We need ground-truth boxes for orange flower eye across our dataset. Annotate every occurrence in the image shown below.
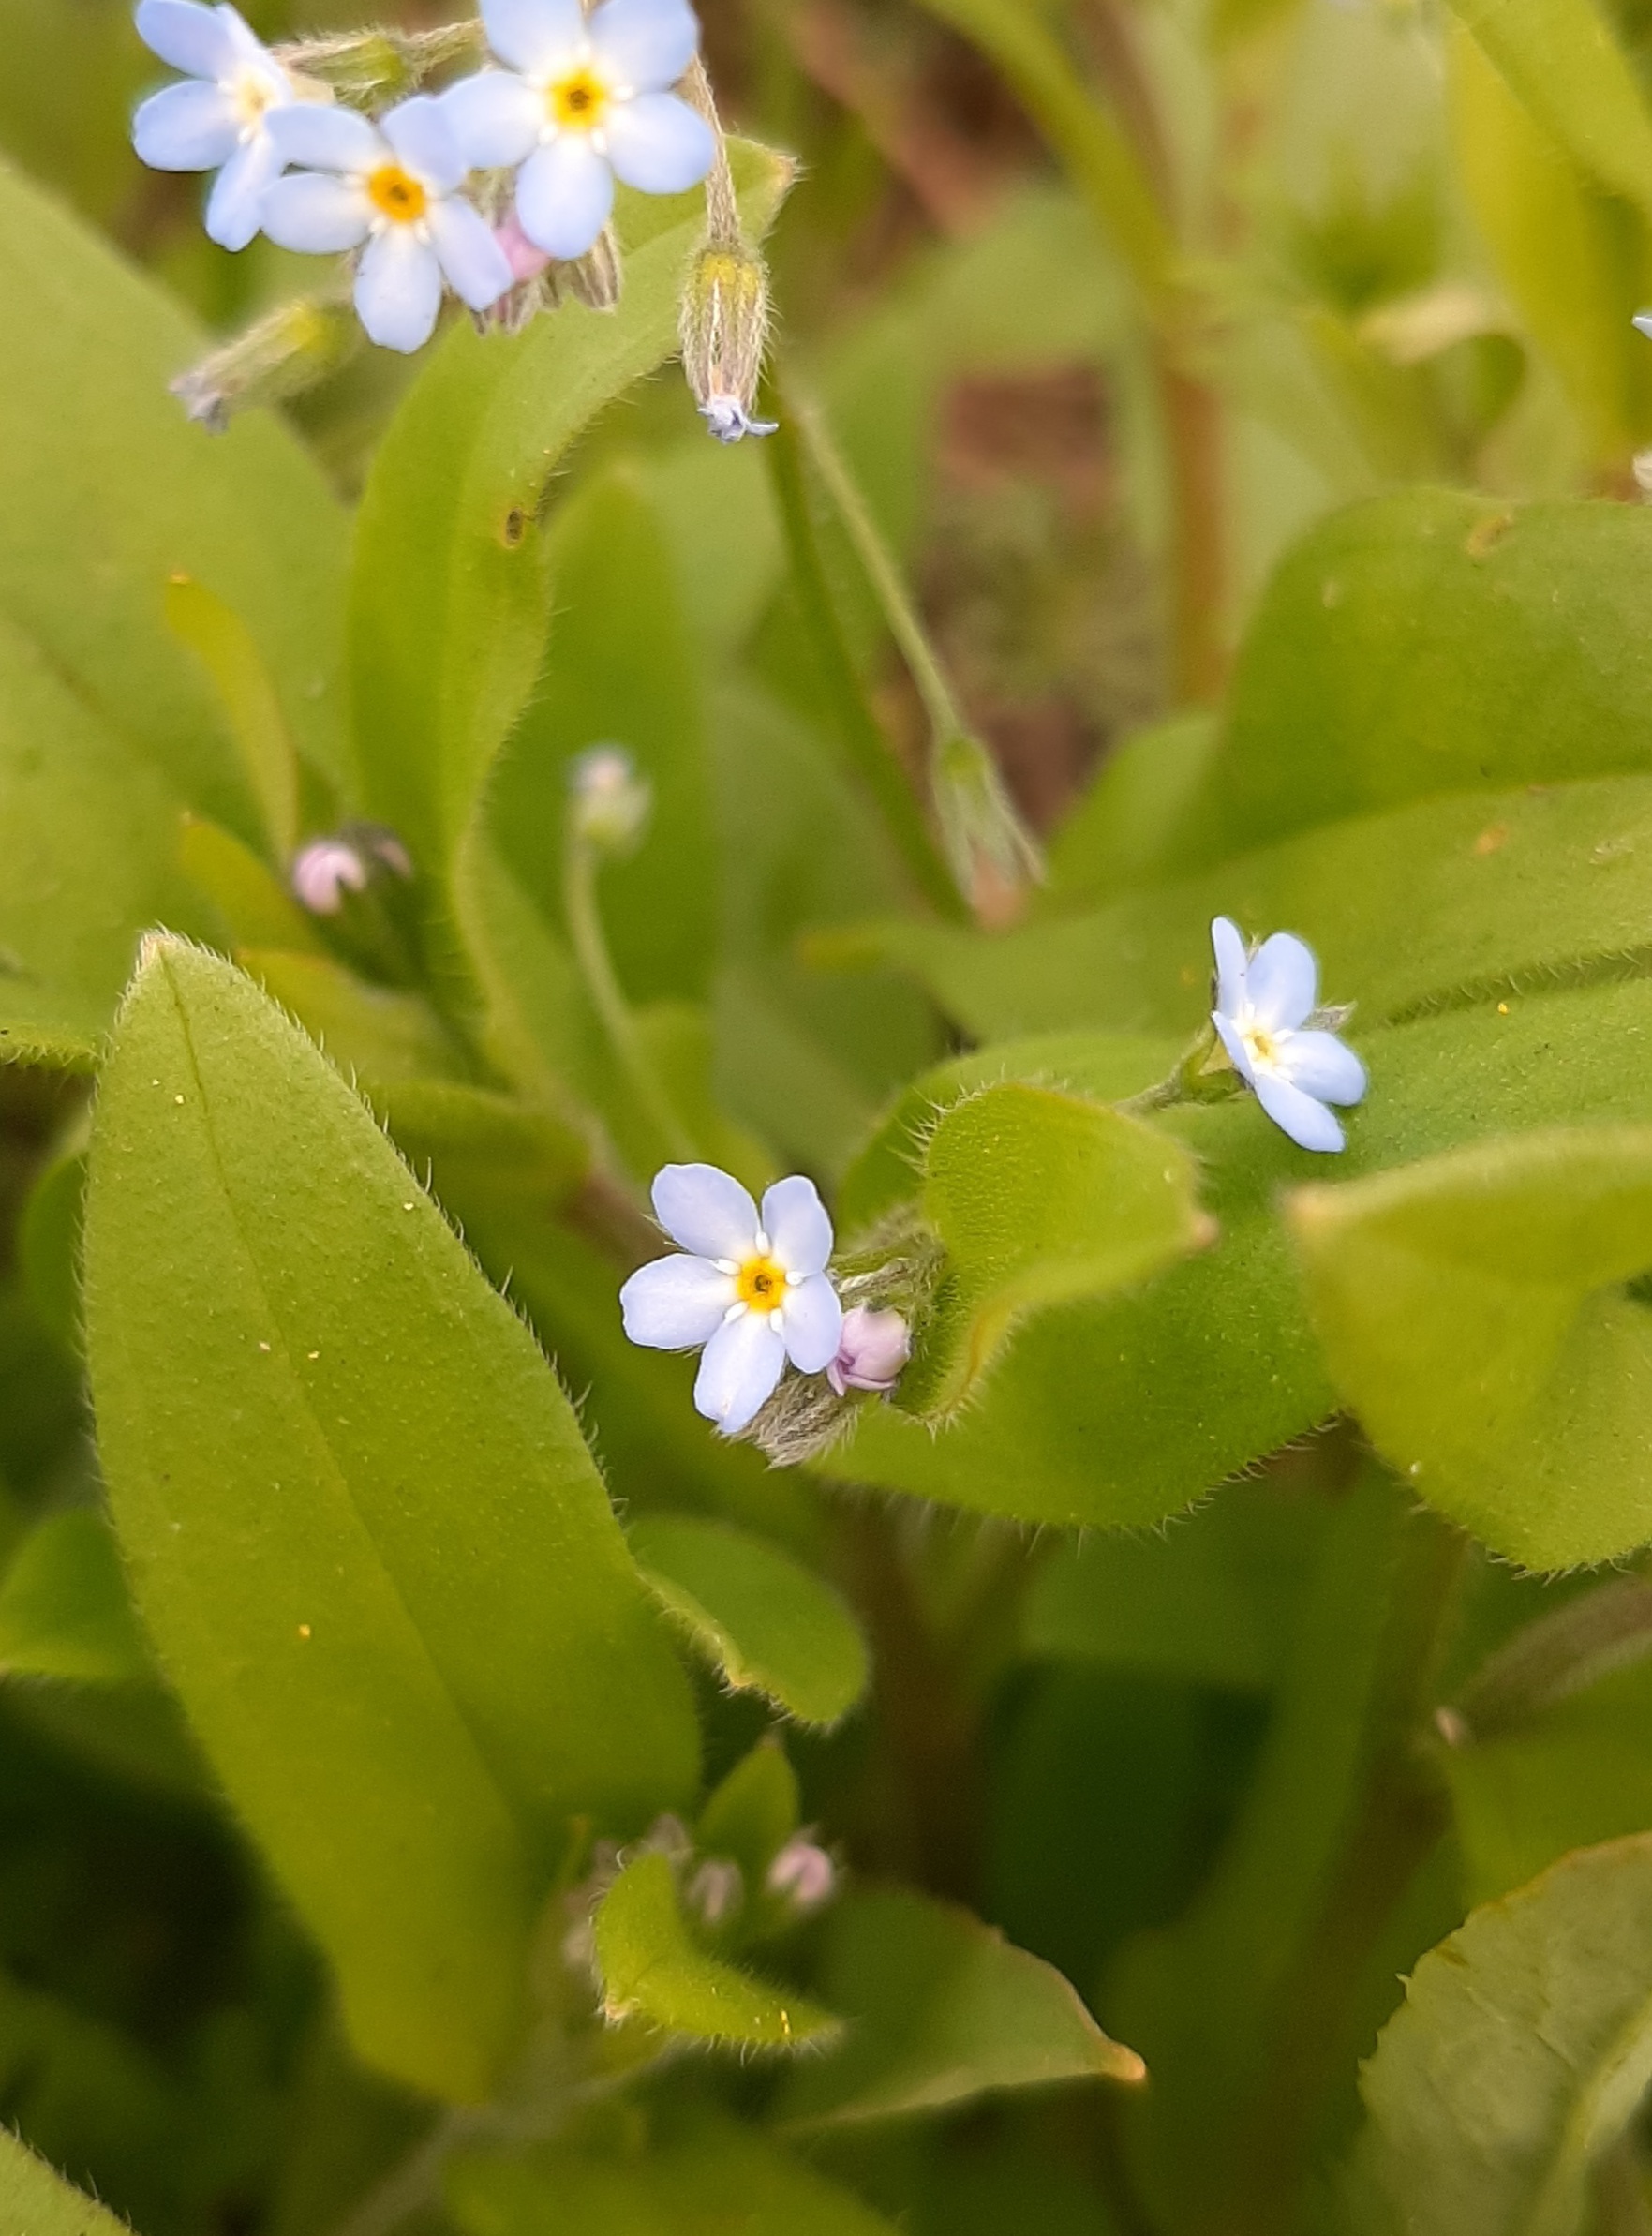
[367,163,428,224]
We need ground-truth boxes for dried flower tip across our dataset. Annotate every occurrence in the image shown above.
[569,745,652,857]
[766,1836,835,1914]
[680,242,773,440]
[171,295,360,433]
[827,1306,910,1396]
[565,227,624,314]
[932,730,1045,907]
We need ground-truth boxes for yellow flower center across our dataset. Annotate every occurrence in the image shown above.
[367,163,429,225]
[736,1255,787,1314]
[547,67,610,131]
[230,68,276,130]
[1245,1023,1279,1070]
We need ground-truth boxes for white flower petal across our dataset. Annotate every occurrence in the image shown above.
[354,224,444,353]
[761,1174,833,1279]
[650,1163,758,1261]
[695,1311,786,1434]
[603,90,713,193]
[619,1254,736,1349]
[588,0,700,91]
[203,126,280,249]
[482,0,587,75]
[515,133,614,259]
[1253,1070,1344,1153]
[380,95,465,196]
[1245,931,1318,1032]
[780,1274,843,1376]
[262,171,371,253]
[1279,1029,1366,1108]
[218,6,275,71]
[1211,916,1247,1023]
[132,81,238,171]
[268,102,383,173]
[134,0,236,79]
[1213,1008,1257,1088]
[441,70,542,168]
[426,195,514,310]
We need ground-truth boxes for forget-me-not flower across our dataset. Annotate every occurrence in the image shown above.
[262,97,513,353]
[441,0,716,265]
[1210,917,1366,1153]
[620,1164,844,1436]
[132,0,299,250]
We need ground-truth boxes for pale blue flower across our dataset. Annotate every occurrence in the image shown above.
[441,0,715,265]
[620,1165,843,1436]
[262,98,513,353]
[1210,917,1366,1153]
[131,0,295,249]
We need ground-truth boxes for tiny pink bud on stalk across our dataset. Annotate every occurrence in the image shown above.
[291,839,367,917]
[686,1857,744,1927]
[171,294,360,434]
[496,211,552,285]
[827,1306,911,1396]
[569,745,651,857]
[766,1836,836,1914]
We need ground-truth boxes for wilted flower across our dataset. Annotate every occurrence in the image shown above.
[620,1165,843,1436]
[441,0,715,264]
[263,97,512,351]
[766,1835,835,1914]
[679,242,777,443]
[1210,917,1366,1153]
[826,1305,910,1396]
[132,0,300,250]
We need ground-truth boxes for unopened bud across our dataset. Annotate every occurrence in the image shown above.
[172,294,359,434]
[932,731,1045,911]
[766,1836,835,1915]
[290,825,411,915]
[569,745,650,857]
[686,1857,743,1927]
[680,242,776,443]
[826,1306,911,1397]
[497,212,552,287]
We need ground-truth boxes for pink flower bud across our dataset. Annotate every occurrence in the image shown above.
[826,1306,911,1396]
[766,1836,835,1914]
[290,838,368,916]
[496,211,552,285]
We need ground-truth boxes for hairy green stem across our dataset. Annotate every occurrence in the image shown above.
[763,409,965,919]
[563,835,694,1164]
[1444,1572,1652,1745]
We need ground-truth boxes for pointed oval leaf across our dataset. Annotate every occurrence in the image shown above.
[630,1517,869,1729]
[594,1852,841,2050]
[777,1888,1143,2129]
[0,2127,132,2236]
[1347,1834,1652,2236]
[1290,1125,1652,1567]
[0,1509,150,1684]
[83,939,698,2097]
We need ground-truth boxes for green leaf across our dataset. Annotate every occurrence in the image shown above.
[82,939,698,2098]
[372,1078,590,1230]
[1045,711,1221,907]
[1345,1834,1652,2236]
[0,2125,132,2236]
[447,2111,901,2236]
[849,769,1652,1047]
[19,1140,86,1357]
[238,948,466,1087]
[697,1737,802,1887]
[1289,1125,1652,1568]
[629,1516,869,1728]
[1021,1480,1331,1692]
[350,144,794,881]
[1441,0,1652,224]
[0,1509,150,1685]
[593,1852,841,2050]
[177,815,325,956]
[164,575,302,863]
[777,1887,1143,2129]
[911,1082,1209,1418]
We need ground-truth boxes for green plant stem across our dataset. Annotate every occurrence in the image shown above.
[1445,1572,1652,1743]
[763,409,965,920]
[563,835,694,1164]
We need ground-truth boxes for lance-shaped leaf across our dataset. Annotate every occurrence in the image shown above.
[594,1853,840,2050]
[350,146,794,879]
[1345,1834,1652,2236]
[0,2126,132,2236]
[777,1887,1143,2128]
[165,574,301,863]
[1289,1125,1652,1568]
[912,1082,1209,1418]
[630,1517,869,1728]
[82,940,698,2099]
[0,1508,150,1684]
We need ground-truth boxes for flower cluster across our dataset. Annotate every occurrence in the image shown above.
[132,0,714,354]
[620,1165,910,1436]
